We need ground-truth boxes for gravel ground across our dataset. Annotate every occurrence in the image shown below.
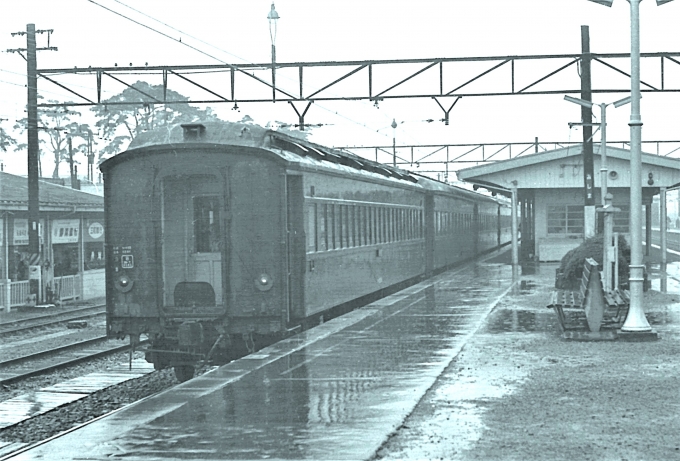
[374,263,680,461]
[0,349,214,444]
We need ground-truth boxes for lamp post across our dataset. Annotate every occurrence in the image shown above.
[565,94,630,292]
[588,0,674,336]
[267,3,280,102]
[391,118,398,167]
[564,95,631,206]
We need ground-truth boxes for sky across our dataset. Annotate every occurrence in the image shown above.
[1,0,680,179]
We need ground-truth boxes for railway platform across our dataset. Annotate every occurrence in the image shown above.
[6,249,680,460]
[4,250,518,461]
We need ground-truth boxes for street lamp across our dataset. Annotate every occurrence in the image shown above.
[564,94,631,205]
[588,0,675,336]
[267,3,280,102]
[565,94,631,292]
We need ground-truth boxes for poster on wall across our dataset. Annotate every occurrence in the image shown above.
[52,219,80,244]
[13,219,44,245]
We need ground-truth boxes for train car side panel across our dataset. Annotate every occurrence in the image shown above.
[299,170,426,318]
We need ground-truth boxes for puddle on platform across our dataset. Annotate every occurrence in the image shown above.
[484,308,554,333]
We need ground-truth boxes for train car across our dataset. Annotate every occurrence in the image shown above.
[101,121,510,381]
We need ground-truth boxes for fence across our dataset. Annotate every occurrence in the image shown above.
[0,274,81,310]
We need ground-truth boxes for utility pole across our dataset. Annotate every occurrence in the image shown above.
[581,25,596,238]
[7,25,56,303]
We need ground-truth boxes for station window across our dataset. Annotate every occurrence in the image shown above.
[547,205,584,235]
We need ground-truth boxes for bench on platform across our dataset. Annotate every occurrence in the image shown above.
[548,257,630,332]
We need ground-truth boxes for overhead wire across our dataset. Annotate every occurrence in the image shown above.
[88,0,424,149]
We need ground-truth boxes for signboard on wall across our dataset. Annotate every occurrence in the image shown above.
[52,219,80,244]
[13,219,43,245]
[87,221,104,241]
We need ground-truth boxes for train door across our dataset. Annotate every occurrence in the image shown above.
[286,175,305,320]
[162,174,224,307]
[190,195,223,304]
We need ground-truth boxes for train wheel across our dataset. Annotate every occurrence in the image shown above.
[173,365,195,382]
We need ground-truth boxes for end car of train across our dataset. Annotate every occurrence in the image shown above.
[101,121,511,381]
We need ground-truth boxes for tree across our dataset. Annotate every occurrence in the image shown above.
[0,125,17,154]
[14,100,93,178]
[91,81,221,158]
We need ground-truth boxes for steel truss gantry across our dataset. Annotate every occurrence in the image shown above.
[341,139,680,178]
[34,52,680,174]
[37,52,680,117]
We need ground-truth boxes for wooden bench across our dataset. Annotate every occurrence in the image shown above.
[548,258,630,332]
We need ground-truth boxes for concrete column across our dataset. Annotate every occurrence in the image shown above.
[661,187,668,292]
[3,279,10,312]
[661,188,667,264]
[511,182,519,266]
[645,203,652,257]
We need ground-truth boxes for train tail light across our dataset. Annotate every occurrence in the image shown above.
[115,274,134,293]
[255,273,273,291]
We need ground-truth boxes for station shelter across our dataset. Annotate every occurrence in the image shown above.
[0,171,104,311]
[457,145,680,262]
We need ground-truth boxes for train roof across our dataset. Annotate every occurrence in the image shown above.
[105,121,500,204]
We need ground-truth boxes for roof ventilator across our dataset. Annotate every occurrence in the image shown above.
[181,124,206,141]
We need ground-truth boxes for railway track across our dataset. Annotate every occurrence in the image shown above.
[0,305,106,336]
[0,336,148,386]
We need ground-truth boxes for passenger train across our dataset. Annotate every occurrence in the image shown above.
[102,121,512,382]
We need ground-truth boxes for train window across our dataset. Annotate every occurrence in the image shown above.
[194,196,221,253]
[330,204,337,250]
[307,204,316,252]
[340,205,348,248]
[317,204,327,251]
[350,206,356,247]
[387,208,393,242]
[367,207,373,244]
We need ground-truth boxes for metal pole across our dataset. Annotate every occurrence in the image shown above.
[600,103,608,205]
[621,0,653,333]
[271,43,276,102]
[391,118,397,168]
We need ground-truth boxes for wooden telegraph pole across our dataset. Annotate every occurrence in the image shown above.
[7,24,56,303]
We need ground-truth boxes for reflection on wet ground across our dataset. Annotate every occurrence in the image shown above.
[484,309,556,334]
[15,261,516,461]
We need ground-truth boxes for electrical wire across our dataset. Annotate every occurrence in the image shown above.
[87,0,417,146]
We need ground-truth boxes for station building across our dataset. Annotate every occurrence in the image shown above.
[0,171,104,311]
[457,145,680,262]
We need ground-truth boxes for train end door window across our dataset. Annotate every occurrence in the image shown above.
[194,196,221,253]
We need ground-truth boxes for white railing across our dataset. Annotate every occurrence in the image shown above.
[0,275,82,311]
[9,280,30,307]
[54,274,81,302]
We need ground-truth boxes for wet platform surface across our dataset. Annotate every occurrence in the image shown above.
[0,359,154,431]
[10,259,514,461]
